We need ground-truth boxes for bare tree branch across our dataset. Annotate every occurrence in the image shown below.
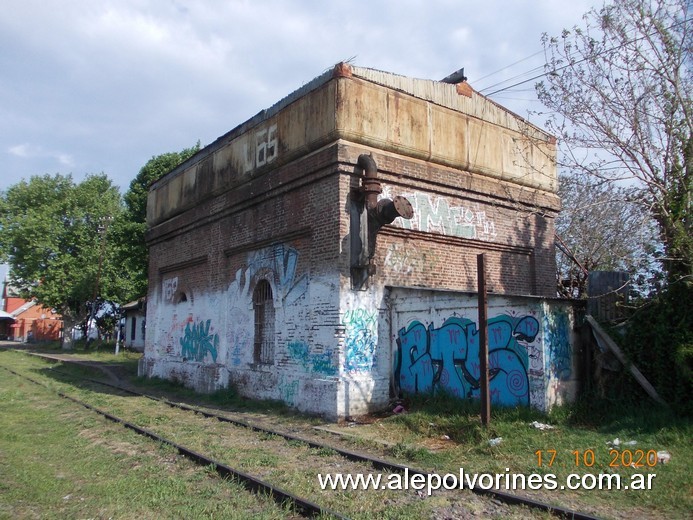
[537,0,692,283]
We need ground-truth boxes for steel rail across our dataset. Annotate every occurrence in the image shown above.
[78,376,600,520]
[7,352,602,520]
[1,366,348,520]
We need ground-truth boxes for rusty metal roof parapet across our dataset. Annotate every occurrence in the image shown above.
[332,62,353,78]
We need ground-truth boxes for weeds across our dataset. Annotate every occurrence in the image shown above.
[312,446,338,457]
[2,346,690,519]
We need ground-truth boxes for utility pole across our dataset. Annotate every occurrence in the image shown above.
[87,216,111,349]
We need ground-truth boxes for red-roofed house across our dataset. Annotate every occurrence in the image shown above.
[1,280,62,342]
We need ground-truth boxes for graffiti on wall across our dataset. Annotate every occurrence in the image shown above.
[242,123,278,173]
[227,327,250,367]
[163,277,178,302]
[180,319,219,363]
[278,375,299,406]
[385,243,438,275]
[395,314,539,406]
[343,308,378,373]
[381,188,497,241]
[225,244,307,368]
[288,341,337,376]
[543,308,572,380]
[228,244,307,305]
[160,312,189,357]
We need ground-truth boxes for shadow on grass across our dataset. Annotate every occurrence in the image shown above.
[385,391,551,444]
[12,344,308,422]
[129,374,297,417]
[551,389,690,436]
[386,389,690,444]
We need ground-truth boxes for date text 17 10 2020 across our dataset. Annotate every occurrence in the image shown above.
[535,449,660,468]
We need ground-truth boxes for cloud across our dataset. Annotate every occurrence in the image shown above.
[7,143,74,168]
[8,144,30,158]
[0,0,596,193]
[57,153,75,167]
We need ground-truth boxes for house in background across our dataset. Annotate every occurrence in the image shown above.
[0,310,14,340]
[1,280,62,342]
[122,298,146,351]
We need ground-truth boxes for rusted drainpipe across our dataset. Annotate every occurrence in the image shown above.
[351,154,414,286]
[357,154,381,211]
[357,153,414,224]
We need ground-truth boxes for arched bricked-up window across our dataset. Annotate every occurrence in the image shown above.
[253,280,274,364]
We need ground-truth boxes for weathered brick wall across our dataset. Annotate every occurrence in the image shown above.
[141,64,563,419]
[142,140,561,418]
[333,144,561,417]
[142,145,347,417]
[338,144,559,298]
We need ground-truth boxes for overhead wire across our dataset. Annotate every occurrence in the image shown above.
[476,15,691,97]
[478,67,545,94]
[474,49,545,84]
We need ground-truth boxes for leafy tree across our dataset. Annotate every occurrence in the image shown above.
[539,0,692,414]
[537,0,692,284]
[0,174,124,348]
[111,143,200,302]
[556,171,659,298]
[620,281,693,414]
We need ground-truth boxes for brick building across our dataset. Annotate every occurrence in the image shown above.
[139,63,580,418]
[1,280,62,342]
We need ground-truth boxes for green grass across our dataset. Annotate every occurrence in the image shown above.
[131,373,297,414]
[2,346,690,519]
[0,351,432,519]
[374,392,692,519]
[0,360,294,519]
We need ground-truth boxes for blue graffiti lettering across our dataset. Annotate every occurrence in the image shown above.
[278,376,299,406]
[543,309,572,380]
[287,341,337,376]
[343,308,377,373]
[229,244,307,305]
[396,314,539,406]
[180,319,219,363]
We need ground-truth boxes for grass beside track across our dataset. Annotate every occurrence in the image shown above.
[1,343,691,519]
[0,360,298,518]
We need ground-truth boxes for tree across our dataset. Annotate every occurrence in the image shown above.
[538,0,692,414]
[556,171,659,298]
[111,144,200,302]
[537,0,692,284]
[0,174,124,348]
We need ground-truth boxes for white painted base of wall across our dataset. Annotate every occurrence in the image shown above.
[228,367,342,419]
[138,357,228,394]
[338,375,390,418]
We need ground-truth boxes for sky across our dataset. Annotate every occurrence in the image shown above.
[0,0,601,294]
[0,0,599,196]
[0,0,600,289]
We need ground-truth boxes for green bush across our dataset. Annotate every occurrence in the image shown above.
[620,282,693,416]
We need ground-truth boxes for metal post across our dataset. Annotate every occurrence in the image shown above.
[87,216,111,349]
[477,253,490,426]
[114,322,120,356]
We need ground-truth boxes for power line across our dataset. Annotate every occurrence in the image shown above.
[477,64,544,94]
[474,49,545,84]
[481,15,691,97]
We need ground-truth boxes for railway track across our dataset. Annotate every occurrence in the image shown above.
[2,351,602,520]
[1,365,346,519]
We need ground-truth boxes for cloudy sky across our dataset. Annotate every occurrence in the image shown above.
[0,0,601,198]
